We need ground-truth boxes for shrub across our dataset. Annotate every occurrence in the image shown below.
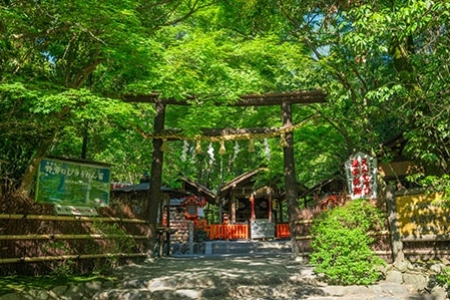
[436,266,450,287]
[310,199,386,285]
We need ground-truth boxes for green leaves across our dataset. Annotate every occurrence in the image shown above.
[310,200,386,285]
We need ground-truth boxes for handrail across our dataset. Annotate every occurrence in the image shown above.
[0,214,147,224]
[0,253,147,264]
[0,234,148,240]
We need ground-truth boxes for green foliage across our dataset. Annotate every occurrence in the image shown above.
[406,174,450,201]
[0,275,116,297]
[91,222,134,253]
[40,241,75,276]
[88,221,135,273]
[436,266,450,288]
[2,0,450,197]
[310,200,386,285]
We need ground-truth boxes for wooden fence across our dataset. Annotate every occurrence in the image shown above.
[208,224,249,240]
[276,223,290,239]
[0,211,149,276]
[401,235,450,261]
[205,223,291,240]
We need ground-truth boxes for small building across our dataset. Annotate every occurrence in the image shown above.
[217,168,283,223]
[296,175,348,220]
[110,175,216,243]
[216,168,288,239]
[178,174,217,223]
[110,177,190,220]
[378,133,421,189]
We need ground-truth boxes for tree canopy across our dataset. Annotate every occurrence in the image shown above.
[1,0,449,197]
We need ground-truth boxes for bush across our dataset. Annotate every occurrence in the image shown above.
[310,199,386,285]
[436,266,450,287]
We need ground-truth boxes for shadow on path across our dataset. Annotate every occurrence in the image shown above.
[94,254,439,300]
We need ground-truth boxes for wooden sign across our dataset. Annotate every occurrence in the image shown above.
[396,193,449,237]
[345,152,377,199]
[36,157,111,207]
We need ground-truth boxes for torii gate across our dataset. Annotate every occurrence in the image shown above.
[126,90,326,257]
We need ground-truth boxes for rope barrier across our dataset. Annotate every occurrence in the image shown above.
[137,115,316,143]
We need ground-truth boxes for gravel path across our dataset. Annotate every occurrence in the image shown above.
[93,254,436,300]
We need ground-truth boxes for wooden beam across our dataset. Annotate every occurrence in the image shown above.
[136,115,316,141]
[158,126,291,138]
[124,90,326,106]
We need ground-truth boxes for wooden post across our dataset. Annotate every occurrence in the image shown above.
[279,200,283,223]
[165,195,171,256]
[386,185,404,263]
[250,194,255,221]
[268,193,272,222]
[189,221,194,254]
[282,101,300,258]
[231,193,236,223]
[148,101,166,256]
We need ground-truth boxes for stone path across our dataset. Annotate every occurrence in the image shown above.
[92,254,445,300]
[0,254,447,299]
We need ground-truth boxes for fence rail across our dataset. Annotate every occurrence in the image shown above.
[0,212,149,273]
[0,234,148,240]
[0,214,148,223]
[276,223,290,238]
[207,223,292,240]
[0,253,147,264]
[208,224,249,240]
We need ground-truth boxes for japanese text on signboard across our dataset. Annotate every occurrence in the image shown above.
[36,158,111,207]
[345,152,377,199]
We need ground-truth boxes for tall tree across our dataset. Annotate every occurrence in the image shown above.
[215,0,450,179]
[0,0,215,194]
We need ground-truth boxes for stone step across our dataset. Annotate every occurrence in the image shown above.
[205,240,292,255]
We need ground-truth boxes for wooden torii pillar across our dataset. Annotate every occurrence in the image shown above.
[282,101,300,257]
[147,100,165,255]
[126,91,326,258]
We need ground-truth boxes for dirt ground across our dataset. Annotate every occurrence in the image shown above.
[96,254,427,300]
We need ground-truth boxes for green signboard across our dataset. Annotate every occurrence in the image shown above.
[35,157,111,207]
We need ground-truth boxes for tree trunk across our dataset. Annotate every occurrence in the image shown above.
[18,134,56,197]
[81,120,89,159]
[18,107,71,197]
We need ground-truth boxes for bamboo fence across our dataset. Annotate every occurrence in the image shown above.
[0,213,149,272]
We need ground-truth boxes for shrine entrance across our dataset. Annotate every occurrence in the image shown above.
[126,91,326,255]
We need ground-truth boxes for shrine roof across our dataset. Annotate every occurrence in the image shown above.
[179,174,217,204]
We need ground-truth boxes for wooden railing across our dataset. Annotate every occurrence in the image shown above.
[276,223,291,239]
[207,223,292,240]
[0,214,148,268]
[208,224,249,240]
